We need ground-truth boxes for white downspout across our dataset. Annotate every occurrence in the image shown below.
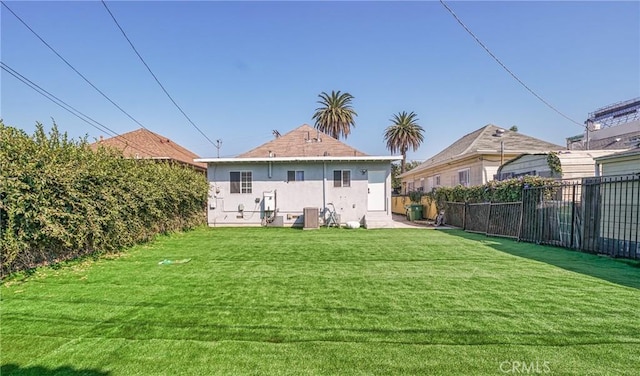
[322,161,327,211]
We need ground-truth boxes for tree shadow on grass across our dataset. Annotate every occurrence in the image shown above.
[0,364,110,376]
[445,230,640,290]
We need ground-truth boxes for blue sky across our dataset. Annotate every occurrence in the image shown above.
[2,1,639,160]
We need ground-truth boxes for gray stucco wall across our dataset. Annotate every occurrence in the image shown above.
[206,161,391,226]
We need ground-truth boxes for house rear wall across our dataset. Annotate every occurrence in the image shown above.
[207,161,390,226]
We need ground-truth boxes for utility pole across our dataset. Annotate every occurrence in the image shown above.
[584,119,592,150]
[215,139,222,158]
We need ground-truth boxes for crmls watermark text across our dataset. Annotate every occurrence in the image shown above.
[499,360,551,374]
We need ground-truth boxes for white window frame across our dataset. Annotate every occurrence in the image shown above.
[241,171,252,193]
[230,171,252,194]
[333,170,351,187]
[458,168,470,187]
[434,175,441,186]
[407,182,415,192]
[287,170,305,182]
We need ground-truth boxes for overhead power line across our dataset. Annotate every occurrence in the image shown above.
[1,61,158,157]
[101,0,218,148]
[439,0,583,127]
[2,1,196,158]
[1,1,157,132]
[1,62,113,137]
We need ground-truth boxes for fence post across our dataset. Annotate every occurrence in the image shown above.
[463,202,467,230]
[538,189,544,244]
[570,184,576,248]
[517,196,525,241]
[485,202,492,236]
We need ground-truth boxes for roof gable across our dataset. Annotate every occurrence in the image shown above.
[407,124,564,175]
[91,128,206,170]
[238,124,367,158]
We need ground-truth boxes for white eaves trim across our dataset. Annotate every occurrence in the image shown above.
[473,149,566,154]
[594,148,640,162]
[195,156,402,163]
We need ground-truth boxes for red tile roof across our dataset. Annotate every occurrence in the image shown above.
[90,128,206,171]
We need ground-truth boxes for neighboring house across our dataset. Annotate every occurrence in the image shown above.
[593,147,640,257]
[91,128,207,173]
[496,150,624,181]
[195,124,401,228]
[567,98,640,151]
[567,119,640,151]
[400,124,564,192]
[594,147,640,177]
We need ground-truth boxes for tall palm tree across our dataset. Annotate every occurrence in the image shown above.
[384,111,425,173]
[312,90,357,139]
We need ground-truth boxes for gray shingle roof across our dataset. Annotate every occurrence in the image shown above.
[407,124,564,175]
[237,124,367,158]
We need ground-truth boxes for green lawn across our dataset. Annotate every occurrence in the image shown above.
[1,227,639,375]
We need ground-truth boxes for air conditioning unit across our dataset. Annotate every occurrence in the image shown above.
[303,207,319,230]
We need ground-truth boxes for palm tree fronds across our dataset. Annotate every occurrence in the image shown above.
[312,90,357,139]
[383,111,425,173]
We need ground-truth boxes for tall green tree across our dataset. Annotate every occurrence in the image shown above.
[391,160,422,193]
[312,90,357,139]
[384,111,425,173]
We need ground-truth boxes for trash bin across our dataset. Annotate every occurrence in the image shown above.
[406,204,423,221]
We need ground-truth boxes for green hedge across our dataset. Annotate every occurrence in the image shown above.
[426,175,558,210]
[0,122,208,277]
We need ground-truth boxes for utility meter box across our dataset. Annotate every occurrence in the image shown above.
[263,191,275,212]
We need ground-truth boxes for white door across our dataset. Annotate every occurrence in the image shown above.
[368,171,386,211]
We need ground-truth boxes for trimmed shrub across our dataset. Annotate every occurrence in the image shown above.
[0,122,208,277]
[426,175,558,210]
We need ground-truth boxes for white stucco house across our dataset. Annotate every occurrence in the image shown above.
[593,147,640,257]
[195,124,401,228]
[496,150,624,180]
[594,147,640,177]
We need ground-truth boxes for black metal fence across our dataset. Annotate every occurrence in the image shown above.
[445,202,465,228]
[464,203,489,234]
[444,174,640,260]
[520,183,581,248]
[487,202,522,239]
